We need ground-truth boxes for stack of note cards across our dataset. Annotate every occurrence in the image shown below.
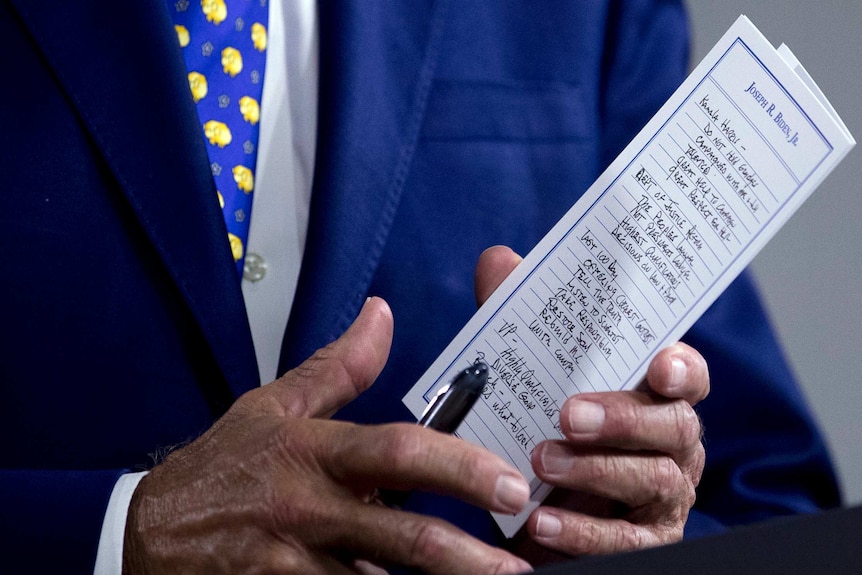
[403,15,855,536]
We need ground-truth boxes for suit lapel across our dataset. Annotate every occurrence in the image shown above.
[279,0,450,372]
[10,0,260,398]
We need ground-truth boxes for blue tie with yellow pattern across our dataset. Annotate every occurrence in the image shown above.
[168,0,268,277]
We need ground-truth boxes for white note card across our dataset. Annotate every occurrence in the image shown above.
[403,15,855,537]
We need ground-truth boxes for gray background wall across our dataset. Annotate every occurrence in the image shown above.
[687,2,862,505]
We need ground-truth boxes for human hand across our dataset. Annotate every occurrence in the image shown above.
[475,246,708,561]
[123,297,532,575]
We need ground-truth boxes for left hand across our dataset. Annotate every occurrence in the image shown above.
[475,246,709,561]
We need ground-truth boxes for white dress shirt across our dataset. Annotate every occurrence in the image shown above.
[94,0,318,571]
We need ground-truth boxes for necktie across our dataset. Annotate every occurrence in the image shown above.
[169,0,268,277]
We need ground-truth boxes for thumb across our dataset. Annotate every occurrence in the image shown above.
[474,245,523,306]
[268,297,394,419]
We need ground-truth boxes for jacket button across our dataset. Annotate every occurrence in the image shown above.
[243,252,267,282]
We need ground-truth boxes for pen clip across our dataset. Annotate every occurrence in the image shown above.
[419,383,450,420]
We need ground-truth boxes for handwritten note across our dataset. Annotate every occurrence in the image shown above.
[403,16,854,537]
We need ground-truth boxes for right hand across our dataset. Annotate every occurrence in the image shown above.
[122,297,532,575]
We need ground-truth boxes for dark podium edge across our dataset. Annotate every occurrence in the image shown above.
[531,505,862,574]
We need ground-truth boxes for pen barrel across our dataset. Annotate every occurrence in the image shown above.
[418,387,479,433]
[418,363,488,433]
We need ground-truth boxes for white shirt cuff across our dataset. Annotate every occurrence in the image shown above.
[93,471,149,575]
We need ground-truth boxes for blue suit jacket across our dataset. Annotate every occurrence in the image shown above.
[0,0,839,572]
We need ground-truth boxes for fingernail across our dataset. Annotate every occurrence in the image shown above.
[540,443,575,477]
[567,399,605,434]
[535,511,562,539]
[669,357,687,391]
[494,474,530,514]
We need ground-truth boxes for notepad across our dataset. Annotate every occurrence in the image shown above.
[403,15,855,537]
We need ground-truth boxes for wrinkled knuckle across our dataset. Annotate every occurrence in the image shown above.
[379,425,424,464]
[270,421,299,456]
[300,346,353,388]
[583,455,618,486]
[651,456,684,503]
[657,521,685,545]
[290,351,324,382]
[268,422,316,475]
[287,350,360,415]
[680,462,698,510]
[616,523,646,551]
[654,464,697,527]
[688,442,707,487]
[619,400,647,439]
[265,481,301,530]
[570,520,605,554]
[683,479,697,510]
[269,486,331,542]
[407,521,451,565]
[672,402,702,451]
[670,524,686,544]
[453,449,481,486]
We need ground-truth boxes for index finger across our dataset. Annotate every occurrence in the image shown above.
[558,391,703,457]
[333,500,533,575]
[324,423,531,516]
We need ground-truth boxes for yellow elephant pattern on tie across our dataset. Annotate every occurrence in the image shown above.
[172,0,267,268]
[239,96,260,125]
[175,24,190,48]
[188,71,208,102]
[251,22,267,52]
[232,165,254,193]
[201,0,227,25]
[227,232,244,262]
[221,47,243,77]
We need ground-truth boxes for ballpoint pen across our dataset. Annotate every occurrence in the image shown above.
[418,361,489,433]
[377,362,489,507]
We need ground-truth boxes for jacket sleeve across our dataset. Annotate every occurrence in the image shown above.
[684,272,840,532]
[0,469,126,573]
[598,0,840,536]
